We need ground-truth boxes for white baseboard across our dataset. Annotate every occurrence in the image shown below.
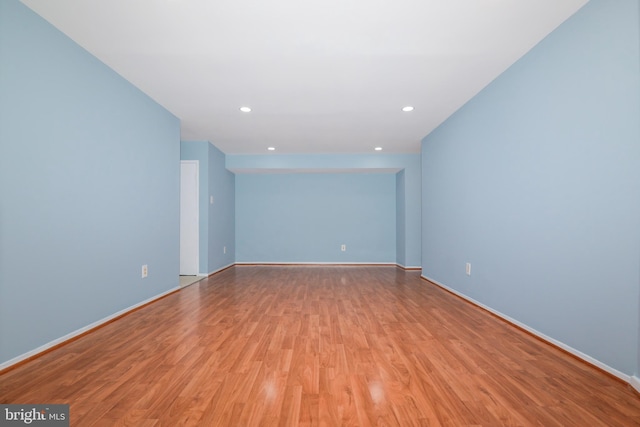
[421,275,632,385]
[630,376,640,394]
[234,262,421,270]
[396,264,422,270]
[0,286,180,371]
[235,261,397,266]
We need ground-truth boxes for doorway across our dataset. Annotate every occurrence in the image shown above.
[180,160,199,276]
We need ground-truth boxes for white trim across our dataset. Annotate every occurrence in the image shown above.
[229,167,402,175]
[421,275,632,384]
[630,376,640,394]
[396,264,422,270]
[0,286,179,371]
[234,262,397,266]
[208,263,235,276]
[234,262,420,270]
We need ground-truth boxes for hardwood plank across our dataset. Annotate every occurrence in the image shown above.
[1,265,639,426]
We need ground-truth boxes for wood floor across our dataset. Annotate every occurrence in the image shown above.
[2,266,640,426]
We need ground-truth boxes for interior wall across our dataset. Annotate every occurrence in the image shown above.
[236,173,396,263]
[180,141,210,274]
[396,170,406,267]
[227,153,421,267]
[180,141,236,274]
[421,0,640,376]
[207,143,236,273]
[0,0,181,366]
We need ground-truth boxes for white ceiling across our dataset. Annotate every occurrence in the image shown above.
[22,0,587,154]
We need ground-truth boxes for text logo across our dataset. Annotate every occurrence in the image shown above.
[0,405,69,426]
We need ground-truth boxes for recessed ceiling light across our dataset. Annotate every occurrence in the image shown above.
[402,106,414,112]
[267,147,275,151]
[239,106,252,113]
[374,147,383,151]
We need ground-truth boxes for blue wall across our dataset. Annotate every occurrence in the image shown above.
[0,0,181,365]
[227,153,421,267]
[236,173,396,263]
[208,143,236,272]
[396,170,406,266]
[181,141,235,274]
[421,0,640,376]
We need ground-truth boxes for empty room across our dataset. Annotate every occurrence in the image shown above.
[1,0,639,425]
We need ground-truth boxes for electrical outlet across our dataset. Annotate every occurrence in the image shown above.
[142,264,148,278]
[465,263,471,276]
[341,244,346,252]
[223,246,226,254]
[210,195,214,205]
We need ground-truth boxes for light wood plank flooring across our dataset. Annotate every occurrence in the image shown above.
[1,266,640,426]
